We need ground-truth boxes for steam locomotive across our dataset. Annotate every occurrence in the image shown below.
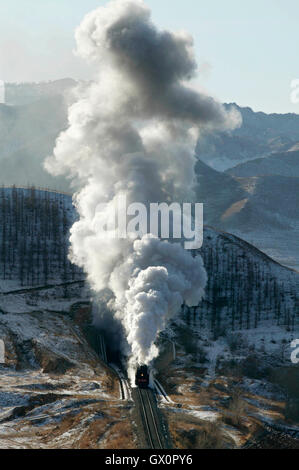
[135,365,150,388]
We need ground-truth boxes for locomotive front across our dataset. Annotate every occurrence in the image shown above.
[135,365,150,388]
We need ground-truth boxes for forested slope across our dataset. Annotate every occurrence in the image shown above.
[0,187,82,288]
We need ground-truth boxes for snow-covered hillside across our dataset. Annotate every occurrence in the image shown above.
[198,227,298,336]
[0,186,136,448]
[154,229,299,449]
[0,187,82,290]
[0,298,136,449]
[0,187,297,330]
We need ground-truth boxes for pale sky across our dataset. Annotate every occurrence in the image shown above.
[0,0,298,113]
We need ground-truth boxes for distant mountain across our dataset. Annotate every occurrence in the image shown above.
[197,103,299,171]
[4,78,77,106]
[195,159,246,225]
[195,159,299,270]
[0,94,70,190]
[227,149,299,178]
[0,79,83,190]
[222,175,299,230]
[3,79,299,189]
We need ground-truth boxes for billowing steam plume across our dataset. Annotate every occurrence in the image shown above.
[45,0,238,378]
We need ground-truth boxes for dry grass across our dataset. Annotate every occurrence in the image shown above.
[75,416,112,449]
[160,370,292,448]
[0,396,136,449]
[74,403,136,449]
[101,372,119,397]
[196,421,228,449]
[167,412,232,449]
[102,421,137,449]
[222,389,246,429]
[284,398,299,423]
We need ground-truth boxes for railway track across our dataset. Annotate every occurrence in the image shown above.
[95,334,131,401]
[0,279,85,296]
[92,333,165,446]
[97,334,108,363]
[137,388,163,449]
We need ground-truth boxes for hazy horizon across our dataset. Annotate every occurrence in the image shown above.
[3,78,299,117]
[0,0,299,114]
